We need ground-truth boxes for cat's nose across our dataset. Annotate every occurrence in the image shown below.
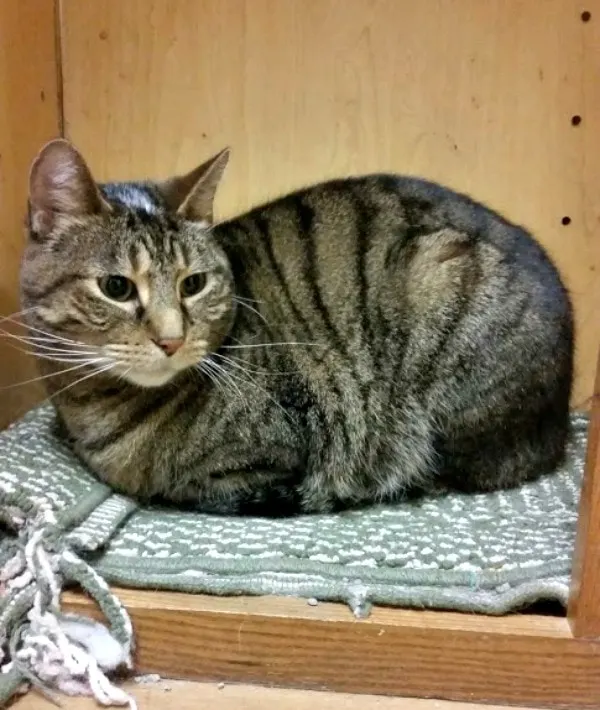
[153,338,184,356]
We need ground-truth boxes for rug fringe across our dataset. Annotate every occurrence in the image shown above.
[0,498,136,708]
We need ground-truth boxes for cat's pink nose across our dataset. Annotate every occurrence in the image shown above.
[153,338,184,356]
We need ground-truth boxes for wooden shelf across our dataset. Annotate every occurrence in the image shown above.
[13,678,549,710]
[64,589,600,709]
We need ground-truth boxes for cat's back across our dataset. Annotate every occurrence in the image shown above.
[222,172,548,258]
[218,172,566,306]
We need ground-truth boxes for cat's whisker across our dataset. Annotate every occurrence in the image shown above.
[0,328,99,358]
[234,295,264,305]
[203,357,251,411]
[207,353,293,422]
[112,365,134,384]
[32,353,111,365]
[0,339,69,364]
[0,334,107,367]
[0,331,98,357]
[46,362,119,402]
[198,362,229,399]
[0,307,40,325]
[211,351,292,377]
[0,359,109,391]
[26,335,95,350]
[221,341,324,350]
[2,315,83,346]
[102,344,147,356]
[232,297,269,326]
[32,349,100,360]
[195,362,222,393]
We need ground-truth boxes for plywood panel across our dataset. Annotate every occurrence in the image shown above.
[0,0,61,427]
[60,0,600,405]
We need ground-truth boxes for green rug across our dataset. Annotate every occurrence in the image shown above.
[0,406,588,705]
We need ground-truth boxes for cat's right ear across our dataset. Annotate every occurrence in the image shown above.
[157,147,230,225]
[28,139,111,239]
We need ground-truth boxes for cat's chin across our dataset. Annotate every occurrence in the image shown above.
[120,368,181,388]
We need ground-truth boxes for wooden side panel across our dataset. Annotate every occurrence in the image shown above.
[60,0,600,405]
[580,5,600,409]
[568,4,600,641]
[569,349,600,637]
[0,0,61,427]
[65,589,600,708]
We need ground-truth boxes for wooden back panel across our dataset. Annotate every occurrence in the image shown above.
[0,1,597,427]
[0,0,60,427]
[59,0,600,406]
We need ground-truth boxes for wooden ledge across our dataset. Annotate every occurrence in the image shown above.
[13,678,546,710]
[64,588,600,709]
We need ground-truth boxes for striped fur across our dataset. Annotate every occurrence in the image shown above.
[20,140,573,515]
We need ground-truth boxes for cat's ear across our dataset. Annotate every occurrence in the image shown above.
[28,139,111,239]
[158,148,230,224]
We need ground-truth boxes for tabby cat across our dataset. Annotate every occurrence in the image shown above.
[19,139,573,515]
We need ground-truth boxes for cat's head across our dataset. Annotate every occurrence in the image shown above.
[21,139,234,388]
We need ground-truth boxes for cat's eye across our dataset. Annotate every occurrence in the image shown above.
[180,273,207,298]
[98,275,137,302]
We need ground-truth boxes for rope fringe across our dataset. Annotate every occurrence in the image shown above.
[0,499,136,708]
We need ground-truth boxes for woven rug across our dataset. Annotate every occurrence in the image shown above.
[0,406,589,706]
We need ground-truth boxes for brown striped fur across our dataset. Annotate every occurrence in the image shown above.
[19,139,573,515]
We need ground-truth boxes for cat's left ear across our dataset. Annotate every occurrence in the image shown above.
[158,148,230,224]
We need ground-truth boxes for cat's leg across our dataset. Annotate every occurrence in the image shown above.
[298,397,440,511]
[426,315,571,493]
[190,469,304,516]
[437,403,569,493]
[370,403,441,502]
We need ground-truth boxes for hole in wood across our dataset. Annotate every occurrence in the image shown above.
[562,216,572,226]
[581,10,591,22]
[571,115,582,126]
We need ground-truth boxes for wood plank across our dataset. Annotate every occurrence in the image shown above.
[569,348,600,637]
[12,678,544,710]
[0,0,60,427]
[578,1,600,409]
[59,0,600,407]
[64,589,600,709]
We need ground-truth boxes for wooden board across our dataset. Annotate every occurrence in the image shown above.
[0,0,60,427]
[569,349,600,637]
[59,0,600,406]
[63,588,600,709]
[580,6,600,410]
[11,678,551,710]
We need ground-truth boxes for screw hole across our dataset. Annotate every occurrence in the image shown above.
[571,115,582,126]
[581,10,591,22]
[561,216,572,226]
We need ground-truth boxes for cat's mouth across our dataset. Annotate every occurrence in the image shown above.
[102,341,211,389]
[114,355,195,388]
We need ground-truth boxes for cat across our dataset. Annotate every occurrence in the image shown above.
[19,138,573,516]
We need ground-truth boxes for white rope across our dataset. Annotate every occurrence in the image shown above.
[0,502,137,709]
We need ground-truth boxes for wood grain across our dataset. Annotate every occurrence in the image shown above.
[10,679,549,710]
[64,588,600,708]
[569,348,600,637]
[0,0,60,427]
[579,4,600,409]
[59,0,600,406]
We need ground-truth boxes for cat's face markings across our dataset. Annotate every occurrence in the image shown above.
[23,139,234,389]
[75,219,235,388]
